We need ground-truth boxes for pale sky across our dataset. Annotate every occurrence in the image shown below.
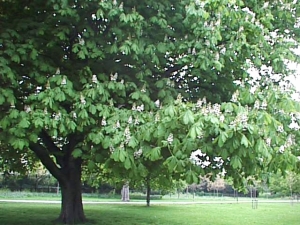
[288,62,300,91]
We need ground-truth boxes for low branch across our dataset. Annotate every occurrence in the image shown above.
[29,142,67,185]
[40,130,64,167]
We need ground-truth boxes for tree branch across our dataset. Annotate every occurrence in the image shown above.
[62,133,85,162]
[29,142,67,185]
[39,130,65,167]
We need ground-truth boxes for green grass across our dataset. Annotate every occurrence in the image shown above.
[0,190,292,202]
[0,202,299,225]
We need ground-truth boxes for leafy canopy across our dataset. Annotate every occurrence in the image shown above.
[0,0,299,187]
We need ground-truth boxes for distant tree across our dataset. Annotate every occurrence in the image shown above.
[207,175,226,197]
[269,172,300,197]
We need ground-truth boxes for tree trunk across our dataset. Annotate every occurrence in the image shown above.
[146,176,151,207]
[29,133,86,224]
[55,158,86,224]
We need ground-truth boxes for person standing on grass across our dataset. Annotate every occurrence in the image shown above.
[121,181,130,202]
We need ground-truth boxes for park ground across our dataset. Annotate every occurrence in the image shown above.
[0,194,299,225]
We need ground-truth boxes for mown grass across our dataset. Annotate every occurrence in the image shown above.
[0,202,299,225]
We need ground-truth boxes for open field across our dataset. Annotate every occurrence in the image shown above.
[0,202,299,225]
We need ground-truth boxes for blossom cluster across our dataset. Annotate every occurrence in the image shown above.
[278,134,295,154]
[134,148,143,159]
[110,73,118,81]
[109,145,115,153]
[190,149,211,168]
[155,113,160,123]
[231,90,239,103]
[253,98,268,110]
[167,133,173,144]
[80,94,86,105]
[196,100,223,120]
[114,120,120,129]
[166,79,175,87]
[289,114,300,131]
[92,74,98,83]
[54,111,61,121]
[175,94,183,104]
[101,117,107,126]
[196,97,207,108]
[124,126,131,144]
[132,103,144,112]
[230,112,248,129]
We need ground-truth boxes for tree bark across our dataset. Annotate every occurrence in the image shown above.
[56,158,86,224]
[146,175,151,207]
[30,132,86,224]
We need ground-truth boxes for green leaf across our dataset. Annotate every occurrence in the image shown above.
[264,113,272,125]
[107,81,115,90]
[157,42,167,53]
[189,126,197,139]
[156,80,164,88]
[119,149,127,162]
[164,105,176,117]
[220,148,229,159]
[222,102,234,112]
[0,94,5,104]
[241,134,249,147]
[18,119,30,128]
[157,124,166,137]
[255,138,269,157]
[0,118,10,129]
[147,147,161,161]
[210,116,219,124]
[11,54,20,63]
[232,138,240,150]
[230,155,242,169]
[67,120,77,132]
[29,133,38,142]
[247,124,255,134]
[11,139,27,150]
[33,117,44,128]
[95,154,102,162]
[165,156,178,171]
[124,156,131,169]
[102,136,110,149]
[78,109,88,119]
[128,136,138,148]
[72,148,83,158]
[30,49,38,60]
[183,109,195,125]
[9,109,19,119]
[78,50,86,59]
[89,105,97,115]
[218,131,228,147]
[96,9,104,19]
[130,91,140,100]
[214,60,223,71]
[217,136,224,148]
[137,163,148,177]
[186,170,199,184]
[87,160,96,170]
[142,128,151,141]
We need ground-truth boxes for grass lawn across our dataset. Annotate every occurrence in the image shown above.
[0,202,299,225]
[0,191,293,202]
